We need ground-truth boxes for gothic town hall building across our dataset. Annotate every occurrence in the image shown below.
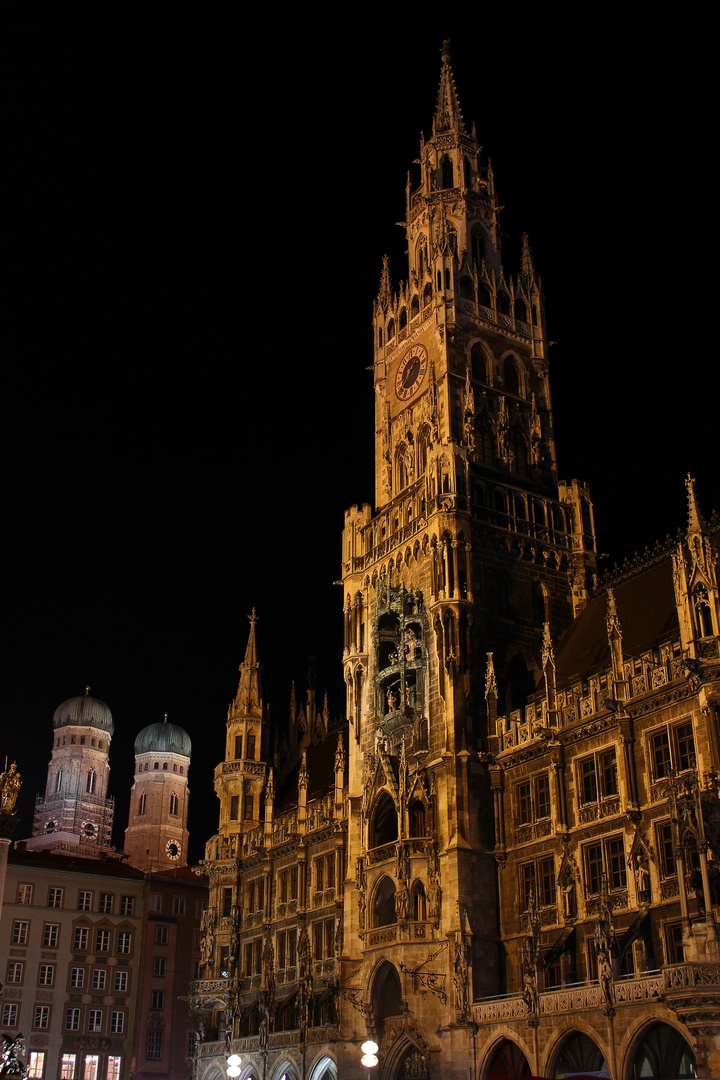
[189,47,720,1080]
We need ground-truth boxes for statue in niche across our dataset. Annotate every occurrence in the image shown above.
[428,878,441,925]
[452,936,469,1018]
[562,877,576,919]
[635,853,651,904]
[597,948,614,1007]
[396,883,409,922]
[404,628,419,660]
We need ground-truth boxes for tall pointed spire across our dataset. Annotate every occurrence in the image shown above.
[433,40,465,135]
[685,473,707,540]
[234,608,264,716]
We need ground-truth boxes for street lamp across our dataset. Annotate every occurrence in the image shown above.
[360,1040,379,1070]
[226,1054,242,1078]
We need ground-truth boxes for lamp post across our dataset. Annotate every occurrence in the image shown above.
[360,1040,378,1076]
[226,1054,242,1079]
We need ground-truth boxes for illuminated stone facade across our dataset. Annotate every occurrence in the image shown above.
[190,47,720,1080]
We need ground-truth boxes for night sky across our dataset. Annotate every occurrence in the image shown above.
[4,5,716,862]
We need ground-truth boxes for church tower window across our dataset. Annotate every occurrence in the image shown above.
[503,356,521,396]
[86,769,96,795]
[471,226,485,270]
[169,792,179,816]
[440,155,454,189]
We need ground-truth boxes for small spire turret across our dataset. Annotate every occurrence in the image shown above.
[434,39,465,135]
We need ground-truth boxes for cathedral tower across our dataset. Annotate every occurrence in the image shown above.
[124,715,191,871]
[26,687,114,856]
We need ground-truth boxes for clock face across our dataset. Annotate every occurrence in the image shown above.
[395,344,428,402]
[166,840,180,860]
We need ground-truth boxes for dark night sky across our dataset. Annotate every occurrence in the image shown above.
[4,4,716,862]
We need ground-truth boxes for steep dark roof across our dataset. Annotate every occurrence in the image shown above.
[555,558,678,686]
[275,726,348,814]
[10,848,146,880]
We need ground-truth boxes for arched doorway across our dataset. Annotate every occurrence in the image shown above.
[551,1030,609,1077]
[308,1056,337,1080]
[629,1022,696,1079]
[486,1038,531,1080]
[396,1045,429,1078]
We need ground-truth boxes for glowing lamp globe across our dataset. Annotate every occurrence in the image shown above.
[361,1041,378,1056]
[226,1054,242,1077]
[361,1054,379,1068]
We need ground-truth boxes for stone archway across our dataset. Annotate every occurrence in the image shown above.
[628,1022,696,1079]
[307,1057,337,1080]
[550,1030,609,1077]
[485,1038,532,1080]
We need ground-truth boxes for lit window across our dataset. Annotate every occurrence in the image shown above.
[28,1052,46,1078]
[106,1059,121,1080]
[83,1056,99,1080]
[60,1055,76,1080]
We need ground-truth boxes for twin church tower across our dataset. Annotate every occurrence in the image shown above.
[25,686,191,872]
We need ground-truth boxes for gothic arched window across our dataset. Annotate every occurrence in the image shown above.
[497,291,511,316]
[514,296,528,322]
[470,342,488,383]
[412,880,427,921]
[371,792,398,848]
[138,791,146,816]
[372,876,397,927]
[55,769,63,792]
[387,318,395,340]
[440,156,454,189]
[503,356,521,396]
[169,793,179,816]
[410,294,419,319]
[694,584,713,637]
[86,769,96,795]
[477,282,492,308]
[423,282,432,307]
[399,307,408,330]
[459,277,474,300]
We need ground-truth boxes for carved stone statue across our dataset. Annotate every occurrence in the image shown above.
[0,761,22,816]
[635,854,650,903]
[597,948,614,1006]
[428,879,441,924]
[562,878,575,919]
[396,883,409,922]
[1,1034,28,1078]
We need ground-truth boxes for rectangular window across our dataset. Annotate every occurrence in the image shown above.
[77,891,92,911]
[520,862,536,910]
[666,922,684,964]
[535,774,551,819]
[99,893,113,914]
[38,963,55,986]
[7,961,24,984]
[315,857,324,892]
[149,893,162,913]
[607,836,627,890]
[117,931,131,954]
[246,733,256,760]
[244,794,254,820]
[119,895,134,916]
[28,1052,46,1079]
[87,1010,102,1033]
[313,921,323,958]
[252,937,262,974]
[18,883,34,905]
[675,722,696,772]
[327,854,336,890]
[539,857,556,907]
[155,925,169,945]
[106,1058,122,1080]
[92,969,106,991]
[600,749,618,796]
[151,990,165,1010]
[70,967,85,988]
[277,930,286,969]
[287,929,296,967]
[83,1056,99,1080]
[173,896,186,916]
[234,734,242,759]
[110,1011,124,1034]
[324,918,334,959]
[517,781,532,825]
[66,1008,81,1031]
[1,1004,18,1027]
[146,1030,163,1061]
[153,957,167,977]
[290,866,298,899]
[43,923,59,948]
[580,758,598,804]
[48,887,64,908]
[96,929,110,952]
[584,835,627,895]
[222,888,232,918]
[12,919,29,945]
[244,942,252,975]
[74,927,89,951]
[658,821,676,878]
[230,794,239,820]
[280,870,288,904]
[34,1005,50,1029]
[114,970,128,992]
[579,748,618,802]
[60,1055,77,1080]
[652,730,671,778]
[187,1032,197,1061]
[585,843,603,896]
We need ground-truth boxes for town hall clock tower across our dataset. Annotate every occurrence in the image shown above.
[339,41,597,1070]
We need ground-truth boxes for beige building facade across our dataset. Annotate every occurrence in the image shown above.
[189,47,720,1080]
